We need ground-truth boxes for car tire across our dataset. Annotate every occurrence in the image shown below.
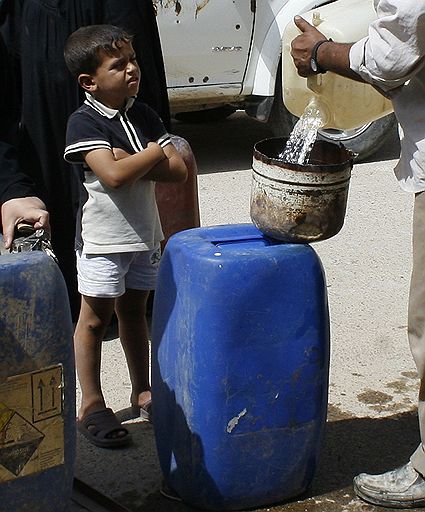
[317,114,397,161]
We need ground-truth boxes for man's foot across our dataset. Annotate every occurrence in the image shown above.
[353,462,425,508]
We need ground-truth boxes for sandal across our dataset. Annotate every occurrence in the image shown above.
[77,408,132,448]
[160,481,182,502]
[131,399,152,422]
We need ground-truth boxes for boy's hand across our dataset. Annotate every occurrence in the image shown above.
[112,147,131,161]
[147,141,166,161]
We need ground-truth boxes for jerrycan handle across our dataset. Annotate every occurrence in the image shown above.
[307,75,321,93]
[307,11,329,94]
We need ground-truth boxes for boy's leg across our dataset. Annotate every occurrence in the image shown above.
[115,288,152,410]
[74,294,115,420]
[74,249,139,446]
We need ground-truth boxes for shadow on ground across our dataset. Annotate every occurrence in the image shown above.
[74,408,420,512]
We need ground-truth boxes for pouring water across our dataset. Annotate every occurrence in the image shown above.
[279,98,328,164]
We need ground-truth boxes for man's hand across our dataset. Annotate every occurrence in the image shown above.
[291,16,328,77]
[1,197,50,249]
[291,16,357,81]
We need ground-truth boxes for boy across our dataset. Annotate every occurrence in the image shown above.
[63,25,187,448]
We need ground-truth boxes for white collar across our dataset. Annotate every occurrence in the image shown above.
[84,93,136,118]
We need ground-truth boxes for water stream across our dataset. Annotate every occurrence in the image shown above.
[279,100,327,165]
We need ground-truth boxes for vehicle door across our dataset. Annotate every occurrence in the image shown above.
[154,0,255,104]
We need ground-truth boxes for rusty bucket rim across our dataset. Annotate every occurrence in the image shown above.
[253,136,355,172]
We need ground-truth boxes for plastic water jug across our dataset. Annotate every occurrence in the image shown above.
[0,252,75,512]
[152,224,330,510]
[155,135,200,249]
[282,0,393,130]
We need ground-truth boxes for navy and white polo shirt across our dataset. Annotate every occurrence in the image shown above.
[64,94,171,254]
[65,93,171,163]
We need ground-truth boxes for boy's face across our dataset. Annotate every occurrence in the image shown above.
[84,41,140,109]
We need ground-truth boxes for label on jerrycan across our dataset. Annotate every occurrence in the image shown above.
[0,364,64,482]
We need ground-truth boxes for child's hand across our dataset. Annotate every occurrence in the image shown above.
[147,141,166,161]
[112,147,131,160]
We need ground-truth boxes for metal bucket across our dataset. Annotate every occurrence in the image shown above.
[250,137,353,243]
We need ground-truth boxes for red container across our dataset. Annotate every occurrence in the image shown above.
[156,135,200,247]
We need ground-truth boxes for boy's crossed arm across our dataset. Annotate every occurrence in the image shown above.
[138,142,188,183]
[83,140,187,189]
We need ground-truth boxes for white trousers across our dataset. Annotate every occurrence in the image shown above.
[408,191,425,475]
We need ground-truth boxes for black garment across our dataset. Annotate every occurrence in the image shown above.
[0,0,170,319]
[0,142,36,204]
[0,30,36,203]
[102,0,171,128]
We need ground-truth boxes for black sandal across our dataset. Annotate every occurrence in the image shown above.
[77,408,132,448]
[131,399,152,422]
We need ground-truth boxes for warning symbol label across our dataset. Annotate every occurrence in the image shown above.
[0,407,44,476]
[0,365,64,482]
[31,366,63,423]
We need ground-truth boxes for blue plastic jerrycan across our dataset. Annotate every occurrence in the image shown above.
[152,223,330,510]
[0,252,75,512]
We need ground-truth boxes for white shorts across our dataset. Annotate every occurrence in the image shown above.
[76,245,161,298]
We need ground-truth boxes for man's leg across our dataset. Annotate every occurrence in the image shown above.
[409,191,425,473]
[354,191,425,508]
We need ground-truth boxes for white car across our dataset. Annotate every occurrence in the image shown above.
[155,0,396,160]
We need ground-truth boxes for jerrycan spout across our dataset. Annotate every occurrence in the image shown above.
[312,11,323,28]
[302,95,330,129]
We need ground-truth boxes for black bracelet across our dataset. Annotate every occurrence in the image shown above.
[310,38,333,74]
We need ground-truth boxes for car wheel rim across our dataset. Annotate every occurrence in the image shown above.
[319,123,372,142]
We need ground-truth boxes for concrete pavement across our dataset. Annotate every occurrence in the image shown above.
[72,113,422,511]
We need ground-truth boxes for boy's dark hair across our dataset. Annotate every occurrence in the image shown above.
[64,24,133,77]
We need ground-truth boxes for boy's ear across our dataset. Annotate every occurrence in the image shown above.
[78,74,97,92]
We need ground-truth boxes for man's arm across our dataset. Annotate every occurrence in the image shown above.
[0,141,36,203]
[0,141,50,248]
[0,31,50,248]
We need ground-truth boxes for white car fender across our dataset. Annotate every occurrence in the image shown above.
[248,0,337,97]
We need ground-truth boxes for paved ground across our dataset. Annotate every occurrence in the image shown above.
[72,112,423,511]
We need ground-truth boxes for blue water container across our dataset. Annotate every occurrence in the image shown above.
[0,252,75,512]
[152,223,330,510]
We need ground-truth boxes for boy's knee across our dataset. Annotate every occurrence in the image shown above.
[76,314,111,338]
